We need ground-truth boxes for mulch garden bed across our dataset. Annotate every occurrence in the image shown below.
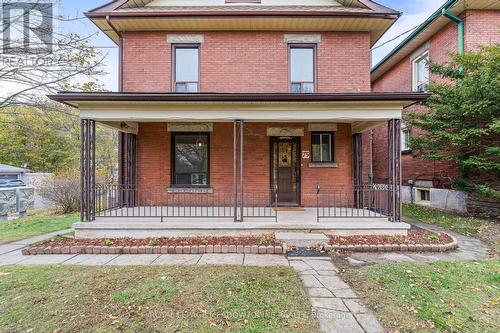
[326,227,458,253]
[35,235,280,247]
[22,234,286,256]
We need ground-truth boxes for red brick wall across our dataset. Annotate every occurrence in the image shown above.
[122,31,371,93]
[372,21,458,93]
[465,10,500,51]
[368,120,460,188]
[137,122,354,206]
[370,10,499,187]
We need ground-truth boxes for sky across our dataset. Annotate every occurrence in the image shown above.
[44,0,450,91]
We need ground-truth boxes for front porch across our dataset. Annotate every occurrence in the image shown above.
[48,92,429,238]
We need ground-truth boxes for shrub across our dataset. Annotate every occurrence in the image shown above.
[38,171,80,214]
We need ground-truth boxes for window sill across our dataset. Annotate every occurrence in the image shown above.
[308,162,338,168]
[402,149,412,155]
[167,187,213,194]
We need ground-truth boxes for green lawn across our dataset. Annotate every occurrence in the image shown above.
[403,204,499,253]
[0,265,319,333]
[0,211,78,244]
[345,260,500,333]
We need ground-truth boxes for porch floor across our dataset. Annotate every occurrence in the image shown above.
[77,208,409,238]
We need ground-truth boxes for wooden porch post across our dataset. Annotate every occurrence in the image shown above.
[387,119,402,222]
[81,119,96,222]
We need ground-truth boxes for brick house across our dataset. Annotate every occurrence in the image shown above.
[49,0,429,238]
[369,0,499,212]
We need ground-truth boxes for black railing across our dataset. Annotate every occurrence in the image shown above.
[95,185,277,222]
[94,184,393,223]
[316,184,391,221]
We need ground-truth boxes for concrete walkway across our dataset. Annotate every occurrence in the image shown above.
[345,220,491,266]
[0,229,73,256]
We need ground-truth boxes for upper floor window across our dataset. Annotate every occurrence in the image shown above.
[412,51,429,92]
[290,45,315,93]
[174,45,199,93]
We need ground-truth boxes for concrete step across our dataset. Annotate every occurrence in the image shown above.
[275,232,329,247]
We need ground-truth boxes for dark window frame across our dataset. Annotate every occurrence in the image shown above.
[171,132,210,188]
[311,131,334,163]
[288,44,317,93]
[172,44,200,93]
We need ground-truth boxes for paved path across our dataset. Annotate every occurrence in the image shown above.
[0,229,73,256]
[345,220,491,266]
[290,257,383,333]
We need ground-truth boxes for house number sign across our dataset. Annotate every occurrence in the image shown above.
[302,151,310,159]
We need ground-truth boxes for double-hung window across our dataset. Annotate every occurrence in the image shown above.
[311,132,333,163]
[401,124,411,152]
[174,45,199,93]
[172,133,209,187]
[413,52,429,92]
[290,45,315,93]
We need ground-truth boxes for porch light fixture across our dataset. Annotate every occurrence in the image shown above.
[196,133,204,148]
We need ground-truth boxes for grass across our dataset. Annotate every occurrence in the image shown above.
[344,260,500,333]
[403,204,499,253]
[0,265,319,333]
[0,210,78,244]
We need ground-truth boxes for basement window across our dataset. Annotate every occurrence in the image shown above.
[416,189,431,202]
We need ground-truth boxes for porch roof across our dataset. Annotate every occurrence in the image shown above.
[48,92,428,133]
[49,91,428,106]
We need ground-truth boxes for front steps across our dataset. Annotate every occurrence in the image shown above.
[275,232,329,247]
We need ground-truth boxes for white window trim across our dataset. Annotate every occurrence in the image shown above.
[412,51,430,92]
[401,124,411,152]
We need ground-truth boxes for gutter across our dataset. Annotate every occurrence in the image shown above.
[47,92,431,104]
[372,0,460,74]
[106,16,123,92]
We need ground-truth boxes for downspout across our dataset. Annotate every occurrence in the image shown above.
[441,9,464,55]
[106,16,123,92]
[441,9,466,180]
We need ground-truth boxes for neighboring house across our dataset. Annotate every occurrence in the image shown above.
[0,164,31,181]
[369,0,499,213]
[49,0,429,238]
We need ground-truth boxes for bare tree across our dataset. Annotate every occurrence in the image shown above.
[0,0,106,108]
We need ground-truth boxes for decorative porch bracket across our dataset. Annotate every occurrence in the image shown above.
[234,120,244,222]
[353,133,364,208]
[81,119,96,222]
[387,119,402,222]
[118,132,138,207]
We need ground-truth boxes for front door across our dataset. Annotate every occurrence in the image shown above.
[271,137,301,206]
